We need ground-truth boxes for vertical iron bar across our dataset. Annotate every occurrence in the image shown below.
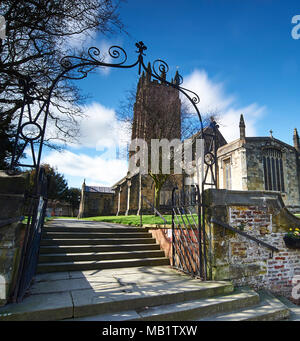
[179,206,201,276]
[171,187,177,269]
[174,207,197,276]
[194,184,203,279]
[172,209,190,273]
[201,182,207,281]
[140,195,143,227]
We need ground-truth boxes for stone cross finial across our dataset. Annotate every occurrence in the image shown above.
[239,114,246,139]
[294,128,300,152]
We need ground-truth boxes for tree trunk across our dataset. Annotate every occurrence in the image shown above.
[154,186,161,213]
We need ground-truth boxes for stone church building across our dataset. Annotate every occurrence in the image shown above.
[216,117,300,213]
[77,70,300,217]
[77,181,114,218]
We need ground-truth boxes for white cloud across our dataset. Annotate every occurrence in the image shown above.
[182,69,266,142]
[43,149,128,186]
[64,29,97,50]
[19,100,131,186]
[71,102,130,152]
[94,40,115,76]
[39,101,130,186]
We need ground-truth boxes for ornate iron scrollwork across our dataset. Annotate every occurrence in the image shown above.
[9,41,204,173]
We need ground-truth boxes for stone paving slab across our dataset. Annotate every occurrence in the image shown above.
[68,310,140,321]
[0,291,73,321]
[0,265,233,321]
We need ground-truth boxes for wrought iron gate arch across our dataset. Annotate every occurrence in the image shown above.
[9,41,205,174]
[7,41,207,301]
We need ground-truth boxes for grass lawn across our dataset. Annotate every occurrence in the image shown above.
[22,216,54,224]
[83,215,173,226]
[54,214,199,226]
[54,211,300,227]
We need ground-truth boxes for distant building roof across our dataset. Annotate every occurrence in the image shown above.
[85,186,114,194]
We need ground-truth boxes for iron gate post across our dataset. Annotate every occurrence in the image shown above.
[171,187,178,268]
[194,184,204,280]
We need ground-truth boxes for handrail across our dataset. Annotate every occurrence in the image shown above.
[141,194,167,224]
[211,217,279,253]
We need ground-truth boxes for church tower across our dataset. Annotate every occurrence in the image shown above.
[131,65,182,147]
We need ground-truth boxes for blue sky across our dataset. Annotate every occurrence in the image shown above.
[40,0,300,189]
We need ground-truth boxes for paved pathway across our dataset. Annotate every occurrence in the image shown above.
[0,264,213,320]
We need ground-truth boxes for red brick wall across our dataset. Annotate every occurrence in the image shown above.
[223,205,300,298]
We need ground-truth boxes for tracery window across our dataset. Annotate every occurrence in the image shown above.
[262,148,284,192]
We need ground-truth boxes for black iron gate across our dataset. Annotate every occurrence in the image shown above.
[171,185,211,280]
[171,120,219,280]
[12,167,48,302]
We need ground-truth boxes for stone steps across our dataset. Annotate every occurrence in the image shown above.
[43,226,148,233]
[1,220,293,322]
[37,222,170,273]
[42,231,153,239]
[37,257,170,273]
[275,295,300,321]
[66,288,291,322]
[40,238,157,246]
[39,244,161,254]
[130,288,260,321]
[197,290,290,321]
[39,250,166,263]
[0,269,235,321]
[0,262,294,321]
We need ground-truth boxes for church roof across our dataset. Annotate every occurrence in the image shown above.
[188,124,227,149]
[244,137,297,152]
[85,186,114,194]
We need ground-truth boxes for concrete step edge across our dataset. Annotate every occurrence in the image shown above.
[43,228,149,233]
[65,287,253,321]
[38,251,166,262]
[0,281,234,321]
[136,288,259,321]
[40,238,157,246]
[39,244,161,253]
[197,290,290,321]
[273,294,300,321]
[36,257,170,273]
[42,233,153,238]
[38,250,163,257]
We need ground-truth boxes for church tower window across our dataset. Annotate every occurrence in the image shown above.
[262,148,285,192]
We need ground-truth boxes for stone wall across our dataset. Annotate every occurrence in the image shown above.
[83,192,114,217]
[205,189,300,299]
[78,185,115,218]
[0,171,27,306]
[217,139,247,191]
[114,174,183,216]
[217,137,300,213]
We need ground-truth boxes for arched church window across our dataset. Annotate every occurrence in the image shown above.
[262,148,284,192]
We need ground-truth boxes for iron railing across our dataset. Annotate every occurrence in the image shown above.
[171,186,210,280]
[211,217,279,255]
[12,167,48,302]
